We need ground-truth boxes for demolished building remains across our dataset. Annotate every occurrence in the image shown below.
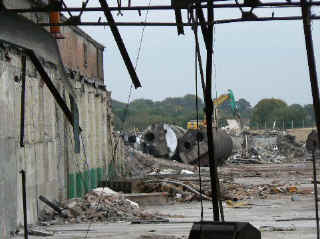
[0,1,124,237]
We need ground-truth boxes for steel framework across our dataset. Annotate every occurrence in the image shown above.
[3,0,320,235]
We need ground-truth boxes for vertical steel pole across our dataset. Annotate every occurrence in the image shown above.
[20,170,28,239]
[204,0,220,222]
[300,1,320,238]
[312,149,320,239]
[20,54,26,147]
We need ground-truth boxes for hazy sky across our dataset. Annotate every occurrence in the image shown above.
[63,0,320,106]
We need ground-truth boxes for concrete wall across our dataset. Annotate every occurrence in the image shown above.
[0,44,119,234]
[0,2,125,237]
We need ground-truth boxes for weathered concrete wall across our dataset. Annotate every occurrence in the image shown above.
[0,45,118,236]
[0,46,69,229]
[0,77,17,236]
[0,2,124,237]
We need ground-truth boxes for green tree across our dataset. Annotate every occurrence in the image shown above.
[251,98,287,124]
[237,98,252,119]
[304,104,315,127]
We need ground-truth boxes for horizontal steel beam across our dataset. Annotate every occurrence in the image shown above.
[38,15,320,27]
[4,1,320,13]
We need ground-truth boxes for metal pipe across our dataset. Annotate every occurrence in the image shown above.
[20,54,26,147]
[20,170,28,239]
[99,0,141,89]
[300,0,320,237]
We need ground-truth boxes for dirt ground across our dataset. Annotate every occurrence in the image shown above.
[287,128,315,143]
[14,161,320,239]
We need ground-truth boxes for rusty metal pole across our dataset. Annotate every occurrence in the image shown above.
[20,170,28,239]
[300,0,320,238]
[312,149,320,239]
[20,54,26,147]
[204,0,220,222]
[99,0,141,89]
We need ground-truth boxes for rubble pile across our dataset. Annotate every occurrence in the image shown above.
[222,182,311,200]
[39,190,163,224]
[230,130,306,163]
[135,178,212,202]
[134,170,313,203]
[277,134,305,158]
[124,147,196,177]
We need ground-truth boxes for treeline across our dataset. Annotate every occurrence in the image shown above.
[250,98,315,129]
[111,95,315,131]
[112,95,205,130]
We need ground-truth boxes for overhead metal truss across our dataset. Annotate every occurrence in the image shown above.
[4,1,320,26]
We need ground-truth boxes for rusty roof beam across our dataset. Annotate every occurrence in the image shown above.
[38,15,320,27]
[4,1,320,13]
[99,0,141,89]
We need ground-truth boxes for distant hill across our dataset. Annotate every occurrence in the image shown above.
[111,94,252,131]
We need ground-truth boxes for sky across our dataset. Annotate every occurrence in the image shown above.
[63,0,320,106]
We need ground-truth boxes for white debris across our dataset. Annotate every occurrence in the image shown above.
[164,124,178,157]
[93,187,118,196]
[180,169,194,175]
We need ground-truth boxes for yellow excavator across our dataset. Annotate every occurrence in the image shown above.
[187,89,240,129]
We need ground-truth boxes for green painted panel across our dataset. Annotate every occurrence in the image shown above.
[90,168,97,189]
[97,168,103,185]
[83,170,89,194]
[76,172,82,197]
[68,174,76,199]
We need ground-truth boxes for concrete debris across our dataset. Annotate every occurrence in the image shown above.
[259,225,296,232]
[225,200,251,208]
[39,190,163,224]
[15,226,54,237]
[28,226,54,237]
[126,126,307,167]
[148,169,176,175]
[127,124,233,167]
[222,119,242,135]
[180,169,194,175]
[123,147,197,178]
[229,130,306,164]
[138,235,186,239]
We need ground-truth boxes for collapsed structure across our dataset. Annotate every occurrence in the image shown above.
[0,1,124,237]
